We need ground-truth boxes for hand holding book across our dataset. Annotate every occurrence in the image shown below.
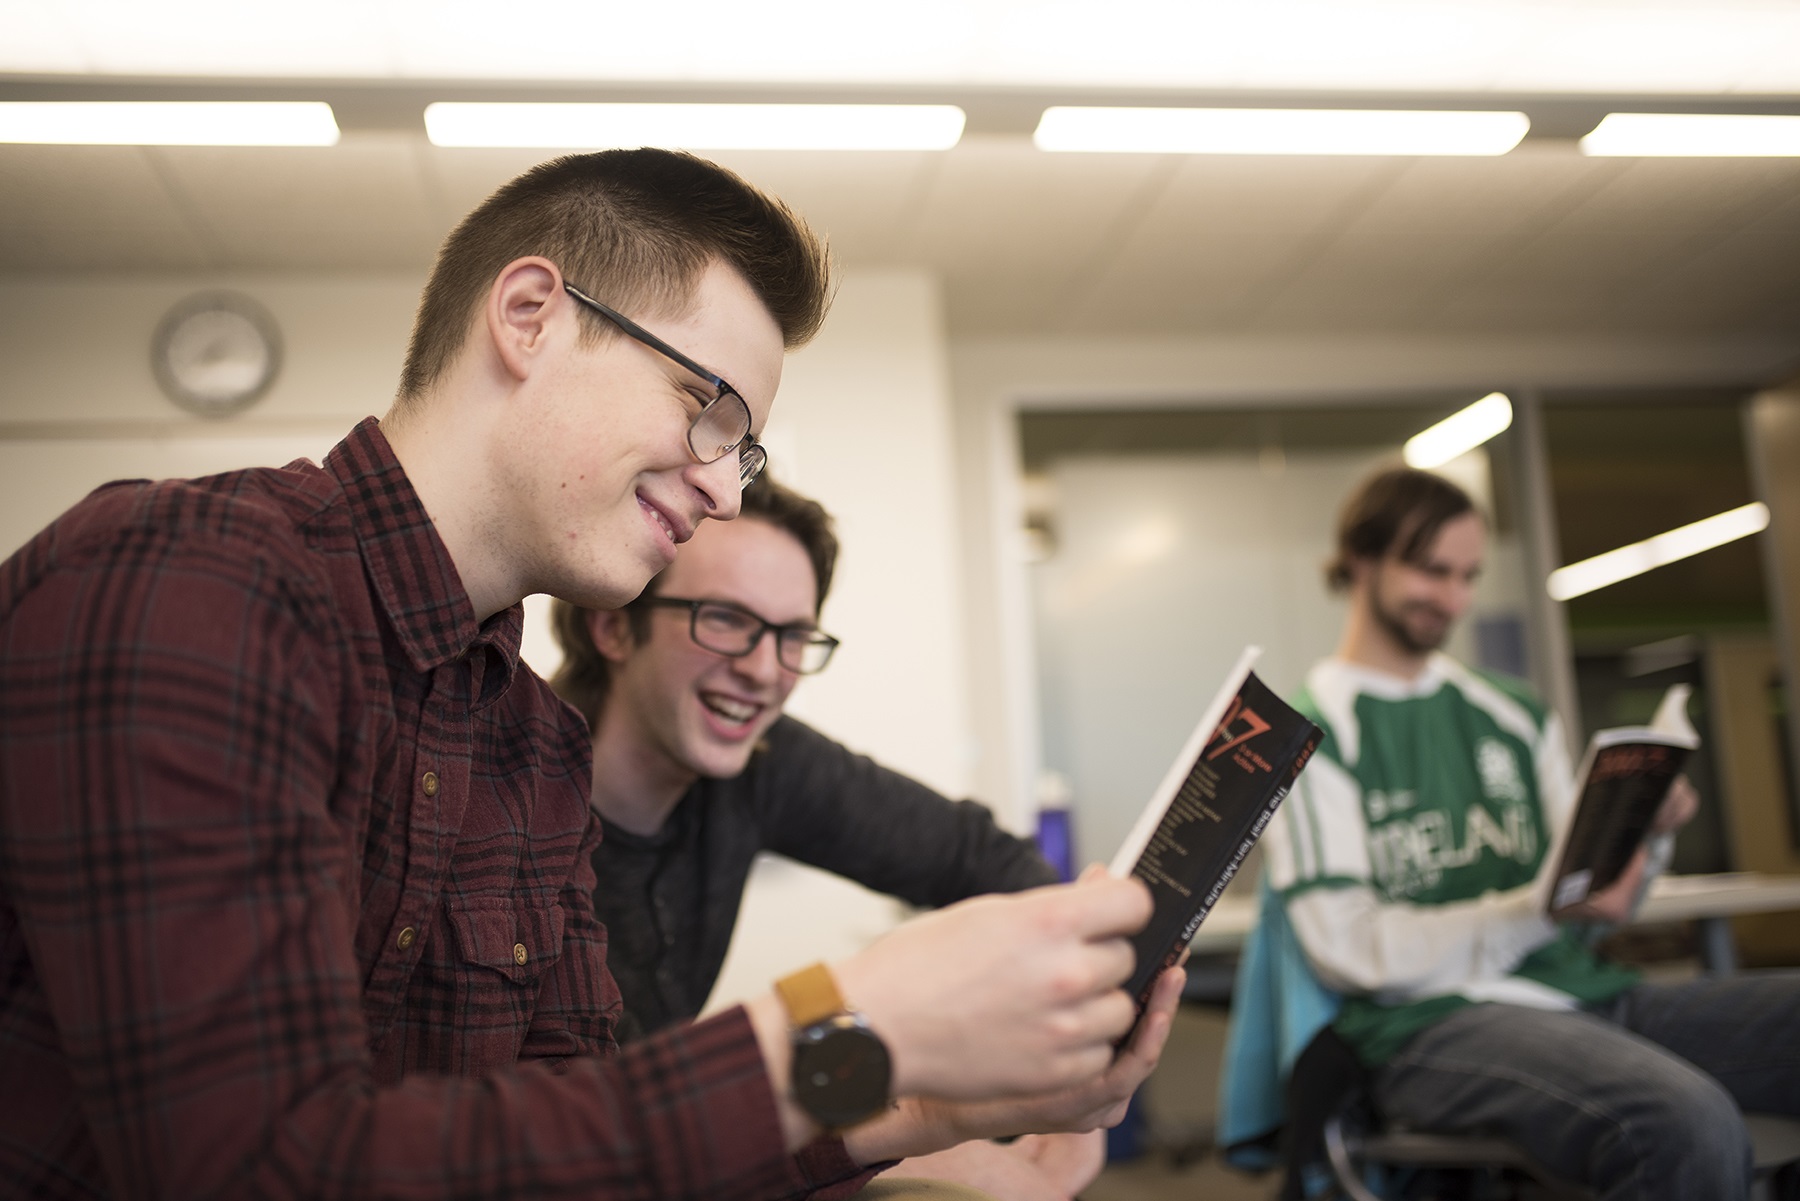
[1547,684,1701,919]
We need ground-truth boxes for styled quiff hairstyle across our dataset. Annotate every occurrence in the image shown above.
[549,475,840,728]
[1325,466,1478,593]
[396,148,832,403]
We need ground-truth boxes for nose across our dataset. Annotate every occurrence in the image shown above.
[687,453,742,522]
[732,627,786,684]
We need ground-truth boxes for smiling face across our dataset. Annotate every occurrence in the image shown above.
[1362,510,1486,658]
[596,515,820,783]
[489,258,786,611]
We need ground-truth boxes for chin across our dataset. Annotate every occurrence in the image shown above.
[689,742,760,781]
[697,756,757,781]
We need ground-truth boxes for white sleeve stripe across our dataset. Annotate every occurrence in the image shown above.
[1279,753,1370,886]
[1308,664,1364,768]
[1313,754,1372,881]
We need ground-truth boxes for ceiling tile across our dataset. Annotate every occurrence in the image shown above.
[0,145,212,270]
[1070,155,1403,334]
[702,150,944,266]
[152,134,441,269]
[1251,153,1623,328]
[909,139,1175,333]
[418,147,570,234]
[1476,156,1800,292]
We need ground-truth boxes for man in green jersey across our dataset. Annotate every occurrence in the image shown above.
[1264,466,1800,1199]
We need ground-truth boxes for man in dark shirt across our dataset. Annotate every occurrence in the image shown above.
[0,147,1183,1200]
[552,477,1095,1200]
[551,476,1058,1040]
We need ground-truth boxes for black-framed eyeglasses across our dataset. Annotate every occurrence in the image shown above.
[639,596,839,674]
[563,281,767,487]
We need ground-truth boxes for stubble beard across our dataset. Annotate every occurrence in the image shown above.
[1371,592,1453,658]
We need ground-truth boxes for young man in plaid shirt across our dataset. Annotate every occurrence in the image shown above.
[0,148,1181,1201]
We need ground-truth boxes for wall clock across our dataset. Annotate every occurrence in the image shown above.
[151,291,283,418]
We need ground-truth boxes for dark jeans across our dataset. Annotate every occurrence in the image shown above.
[1371,972,1800,1201]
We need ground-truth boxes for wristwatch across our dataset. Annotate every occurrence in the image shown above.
[775,962,892,1131]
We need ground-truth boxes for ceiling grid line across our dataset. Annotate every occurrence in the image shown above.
[1406,154,1632,323]
[1042,153,1185,336]
[1628,166,1800,307]
[1227,156,1415,329]
[137,145,231,271]
[881,151,951,265]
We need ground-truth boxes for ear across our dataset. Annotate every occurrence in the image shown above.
[586,607,638,664]
[1345,554,1377,593]
[484,256,567,384]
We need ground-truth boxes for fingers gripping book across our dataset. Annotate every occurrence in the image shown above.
[1108,648,1323,1016]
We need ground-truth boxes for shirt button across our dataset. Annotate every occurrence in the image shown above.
[397,926,417,951]
[513,943,528,966]
[421,772,439,796]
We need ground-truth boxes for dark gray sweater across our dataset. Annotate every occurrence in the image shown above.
[593,715,1059,1040]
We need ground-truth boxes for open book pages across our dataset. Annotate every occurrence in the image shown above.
[1109,647,1323,1016]
[1547,684,1700,915]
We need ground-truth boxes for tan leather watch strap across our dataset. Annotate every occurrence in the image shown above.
[774,962,845,1028]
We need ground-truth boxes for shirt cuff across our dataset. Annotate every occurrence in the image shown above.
[792,1136,890,1201]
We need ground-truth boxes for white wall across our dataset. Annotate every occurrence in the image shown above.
[0,266,968,1012]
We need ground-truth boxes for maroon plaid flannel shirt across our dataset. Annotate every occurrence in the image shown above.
[0,418,864,1200]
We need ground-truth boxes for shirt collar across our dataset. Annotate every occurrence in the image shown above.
[325,417,522,703]
[1315,652,1452,701]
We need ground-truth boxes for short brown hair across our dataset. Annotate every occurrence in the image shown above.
[1325,466,1478,592]
[549,475,840,727]
[397,148,832,403]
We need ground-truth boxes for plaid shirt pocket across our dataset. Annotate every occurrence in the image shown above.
[447,899,566,986]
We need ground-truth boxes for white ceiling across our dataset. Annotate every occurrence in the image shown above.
[6,132,1798,345]
[3,2,1799,358]
[10,0,1800,93]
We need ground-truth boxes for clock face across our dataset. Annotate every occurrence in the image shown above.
[152,292,282,417]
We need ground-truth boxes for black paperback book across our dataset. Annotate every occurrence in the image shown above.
[1108,647,1323,1017]
[1547,684,1699,916]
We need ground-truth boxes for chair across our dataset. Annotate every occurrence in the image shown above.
[1293,1018,1800,1201]
[1292,1024,1592,1201]
[1217,877,1800,1200]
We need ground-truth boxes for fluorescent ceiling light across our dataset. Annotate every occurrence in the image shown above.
[424,103,966,150]
[1547,502,1770,601]
[1580,113,1800,157]
[0,101,339,146]
[1033,107,1529,155]
[1403,393,1514,469]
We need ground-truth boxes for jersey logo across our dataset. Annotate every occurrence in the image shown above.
[1477,737,1527,803]
[1367,789,1416,821]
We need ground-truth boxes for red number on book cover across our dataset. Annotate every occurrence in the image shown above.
[1207,696,1272,761]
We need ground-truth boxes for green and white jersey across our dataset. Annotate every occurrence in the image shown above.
[1264,654,1639,1065]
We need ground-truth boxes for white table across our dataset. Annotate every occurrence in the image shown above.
[1184,872,1800,973]
[1634,872,1800,973]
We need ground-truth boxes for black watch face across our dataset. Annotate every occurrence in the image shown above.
[793,1016,892,1129]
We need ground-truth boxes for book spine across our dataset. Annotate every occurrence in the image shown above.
[1127,726,1318,1010]
[1176,734,1313,950]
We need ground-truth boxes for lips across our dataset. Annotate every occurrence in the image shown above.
[700,691,761,728]
[638,494,693,554]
